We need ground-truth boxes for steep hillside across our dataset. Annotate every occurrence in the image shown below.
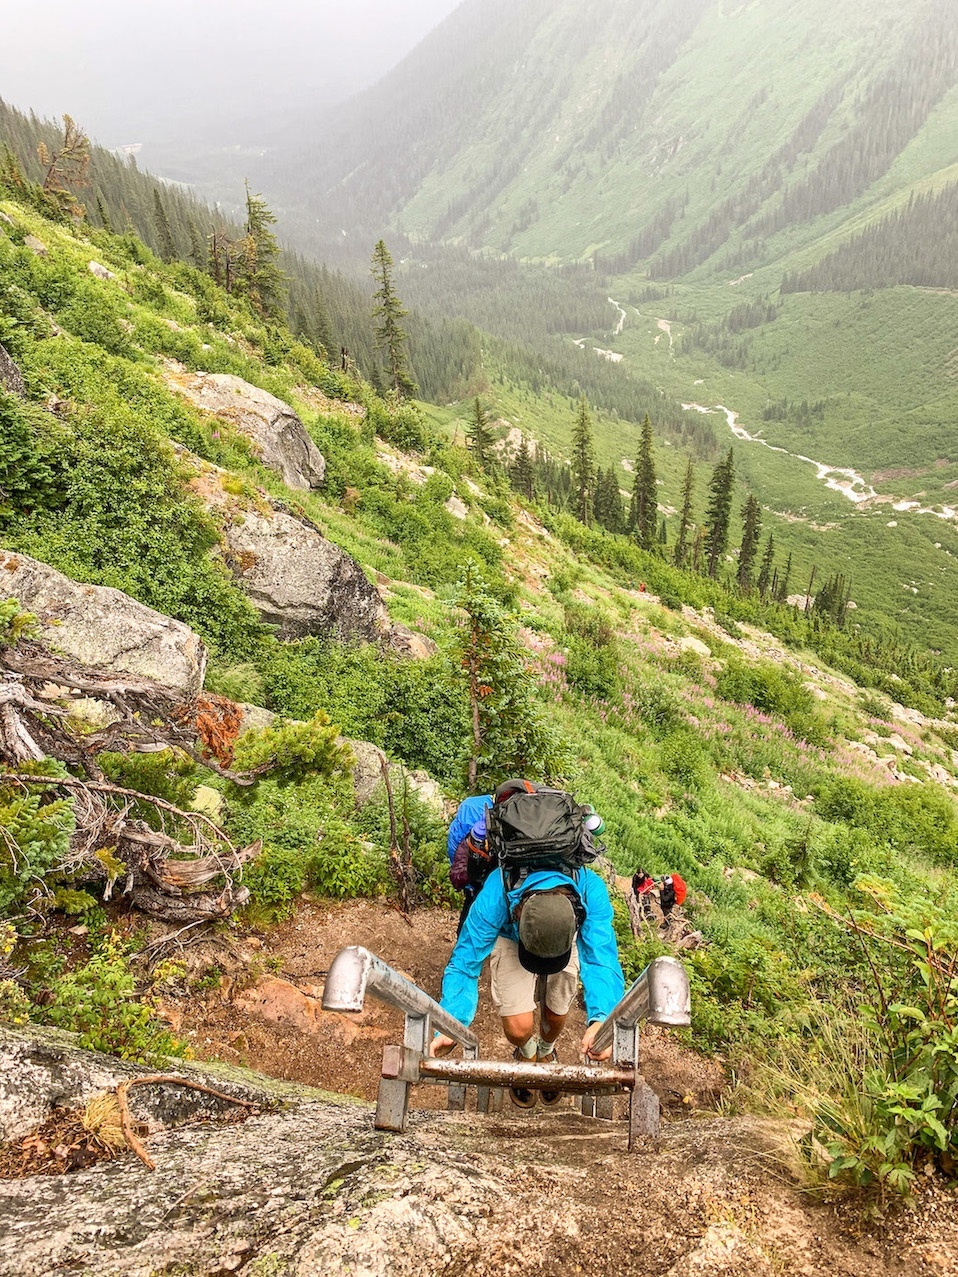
[227,0,958,664]
[267,0,958,273]
[3,174,958,1216]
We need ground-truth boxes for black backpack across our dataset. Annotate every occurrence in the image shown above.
[486,787,599,888]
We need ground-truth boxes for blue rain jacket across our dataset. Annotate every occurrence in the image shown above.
[439,867,625,1028]
[446,794,492,862]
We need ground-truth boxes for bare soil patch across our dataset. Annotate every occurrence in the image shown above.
[169,898,723,1116]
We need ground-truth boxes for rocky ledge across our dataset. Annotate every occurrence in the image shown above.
[1,1026,953,1277]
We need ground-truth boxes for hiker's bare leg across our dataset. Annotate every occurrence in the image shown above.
[502,1012,535,1048]
[539,1005,566,1046]
[502,1007,567,1049]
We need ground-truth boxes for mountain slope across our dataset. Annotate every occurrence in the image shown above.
[268,0,958,277]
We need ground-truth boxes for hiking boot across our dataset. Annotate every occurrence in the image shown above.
[509,1046,538,1109]
[538,1046,563,1106]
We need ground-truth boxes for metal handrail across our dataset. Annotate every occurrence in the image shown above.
[589,956,691,1059]
[321,944,479,1051]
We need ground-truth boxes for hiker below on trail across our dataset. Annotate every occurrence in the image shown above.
[659,873,687,918]
[431,785,625,1108]
[631,869,687,921]
[632,867,656,917]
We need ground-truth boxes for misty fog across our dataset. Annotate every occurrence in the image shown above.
[0,0,462,155]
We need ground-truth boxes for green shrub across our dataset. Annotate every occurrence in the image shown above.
[233,713,352,787]
[0,596,38,645]
[0,393,66,525]
[43,932,186,1061]
[659,730,710,791]
[806,878,958,1197]
[815,777,958,865]
[565,636,619,698]
[0,769,74,914]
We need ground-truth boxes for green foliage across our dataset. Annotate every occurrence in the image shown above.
[0,769,74,914]
[807,878,958,1198]
[0,922,30,1025]
[659,730,710,791]
[355,786,455,907]
[43,931,186,1061]
[715,658,826,744]
[367,391,429,450]
[98,750,199,817]
[0,392,64,524]
[814,777,958,866]
[563,602,619,698]
[203,662,266,706]
[0,978,31,1026]
[232,713,352,787]
[257,639,469,788]
[7,351,263,657]
[229,771,388,912]
[453,561,571,789]
[0,597,38,646]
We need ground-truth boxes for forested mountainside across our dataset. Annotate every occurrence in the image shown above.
[166,0,958,670]
[259,0,958,275]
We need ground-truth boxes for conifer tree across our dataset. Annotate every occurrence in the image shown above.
[757,533,775,600]
[152,190,177,262]
[37,115,89,218]
[467,397,494,470]
[814,573,853,627]
[691,526,706,575]
[94,194,114,234]
[776,552,793,603]
[570,396,596,525]
[628,413,658,549]
[186,218,204,266]
[512,437,535,500]
[453,563,567,791]
[673,458,695,568]
[371,239,417,398]
[703,448,735,579]
[594,466,624,533]
[242,182,286,319]
[208,226,240,293]
[737,494,762,591]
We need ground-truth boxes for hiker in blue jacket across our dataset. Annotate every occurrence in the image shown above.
[446,779,539,866]
[429,863,625,1105]
[446,793,492,866]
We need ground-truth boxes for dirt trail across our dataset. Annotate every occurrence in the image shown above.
[170,898,721,1115]
[156,899,958,1276]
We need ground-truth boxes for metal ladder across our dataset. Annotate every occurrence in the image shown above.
[321,947,691,1149]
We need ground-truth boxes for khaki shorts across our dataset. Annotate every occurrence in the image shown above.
[488,936,580,1018]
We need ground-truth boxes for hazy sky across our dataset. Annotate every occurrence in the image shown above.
[0,0,462,147]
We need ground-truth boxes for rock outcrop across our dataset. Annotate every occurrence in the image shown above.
[167,371,326,490]
[0,342,25,397]
[183,451,435,654]
[222,505,388,642]
[0,551,206,697]
[1,1025,946,1277]
[0,1025,326,1144]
